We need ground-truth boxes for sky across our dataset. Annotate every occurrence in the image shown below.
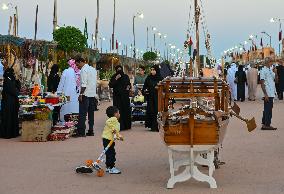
[0,0,284,60]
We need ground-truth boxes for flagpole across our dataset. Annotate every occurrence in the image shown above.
[34,5,39,40]
[95,0,99,49]
[194,0,200,75]
[112,0,116,52]
[53,0,57,33]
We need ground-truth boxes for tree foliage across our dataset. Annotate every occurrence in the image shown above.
[143,51,157,61]
[53,26,87,54]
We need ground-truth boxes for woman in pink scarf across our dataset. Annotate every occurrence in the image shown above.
[57,59,80,121]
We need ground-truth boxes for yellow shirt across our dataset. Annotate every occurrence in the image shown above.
[134,95,144,103]
[102,117,120,141]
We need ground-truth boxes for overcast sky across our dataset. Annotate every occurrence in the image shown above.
[0,0,284,59]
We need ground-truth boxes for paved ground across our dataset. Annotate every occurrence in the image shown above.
[0,87,284,194]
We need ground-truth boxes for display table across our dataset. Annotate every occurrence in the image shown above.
[167,145,217,189]
[21,102,67,109]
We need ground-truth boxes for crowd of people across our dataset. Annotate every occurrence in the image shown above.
[226,57,284,130]
[1,53,284,138]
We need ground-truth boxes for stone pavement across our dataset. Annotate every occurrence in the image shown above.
[0,89,284,194]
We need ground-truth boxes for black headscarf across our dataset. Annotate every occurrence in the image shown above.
[115,65,124,75]
[150,65,162,81]
[50,64,59,75]
[238,65,244,72]
[4,68,15,80]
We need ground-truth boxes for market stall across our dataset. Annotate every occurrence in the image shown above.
[19,91,77,142]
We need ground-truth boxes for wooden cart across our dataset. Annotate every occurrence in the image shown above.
[157,77,231,189]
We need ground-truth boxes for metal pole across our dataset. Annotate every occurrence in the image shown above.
[279,20,282,55]
[133,16,136,58]
[147,26,149,51]
[95,0,99,49]
[112,0,116,51]
[195,0,200,74]
[154,33,156,52]
[100,38,103,53]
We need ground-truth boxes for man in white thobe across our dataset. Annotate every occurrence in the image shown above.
[57,65,79,121]
[226,62,238,101]
[247,63,258,101]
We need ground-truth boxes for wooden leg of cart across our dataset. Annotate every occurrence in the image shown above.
[167,146,217,189]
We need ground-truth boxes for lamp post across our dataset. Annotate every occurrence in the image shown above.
[1,2,18,36]
[270,17,284,55]
[132,12,144,58]
[261,31,272,47]
[98,36,105,53]
[152,27,157,52]
[112,0,116,52]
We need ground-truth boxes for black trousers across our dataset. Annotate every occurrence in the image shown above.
[77,96,96,135]
[103,138,116,168]
[262,97,274,127]
[276,84,283,100]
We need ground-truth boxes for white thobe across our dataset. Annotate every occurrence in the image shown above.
[57,67,79,121]
[226,64,238,100]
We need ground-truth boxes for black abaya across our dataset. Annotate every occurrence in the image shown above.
[0,69,21,139]
[109,71,131,131]
[142,69,163,131]
[235,69,247,101]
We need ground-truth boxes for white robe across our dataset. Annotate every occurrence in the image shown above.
[57,67,79,121]
[226,63,238,100]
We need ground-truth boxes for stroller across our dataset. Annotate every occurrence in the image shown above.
[131,85,147,123]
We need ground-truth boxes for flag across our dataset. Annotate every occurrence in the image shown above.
[279,30,282,41]
[34,5,38,40]
[188,36,193,56]
[260,38,263,47]
[116,40,118,50]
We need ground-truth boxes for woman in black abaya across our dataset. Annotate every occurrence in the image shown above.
[47,64,61,125]
[143,65,163,132]
[109,65,132,130]
[0,68,21,139]
[235,65,247,102]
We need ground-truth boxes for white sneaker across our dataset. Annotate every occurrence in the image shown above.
[105,167,110,173]
[108,167,121,174]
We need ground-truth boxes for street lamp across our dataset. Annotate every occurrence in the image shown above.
[270,17,284,55]
[1,3,13,11]
[133,12,144,58]
[152,27,157,51]
[1,3,18,36]
[261,31,272,47]
[100,37,106,53]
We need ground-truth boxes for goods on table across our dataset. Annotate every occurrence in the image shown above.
[48,121,76,141]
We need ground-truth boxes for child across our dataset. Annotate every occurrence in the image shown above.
[133,89,145,105]
[102,106,122,174]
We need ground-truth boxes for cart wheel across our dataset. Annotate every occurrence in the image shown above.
[96,169,105,177]
[85,160,94,167]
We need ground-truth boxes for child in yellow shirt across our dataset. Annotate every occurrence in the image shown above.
[102,106,121,174]
[133,89,145,105]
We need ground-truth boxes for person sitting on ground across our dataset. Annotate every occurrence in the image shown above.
[133,89,145,105]
[102,106,122,174]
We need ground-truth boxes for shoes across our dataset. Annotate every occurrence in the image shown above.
[107,167,121,174]
[76,166,93,173]
[261,126,277,130]
[72,134,86,138]
[86,131,94,136]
